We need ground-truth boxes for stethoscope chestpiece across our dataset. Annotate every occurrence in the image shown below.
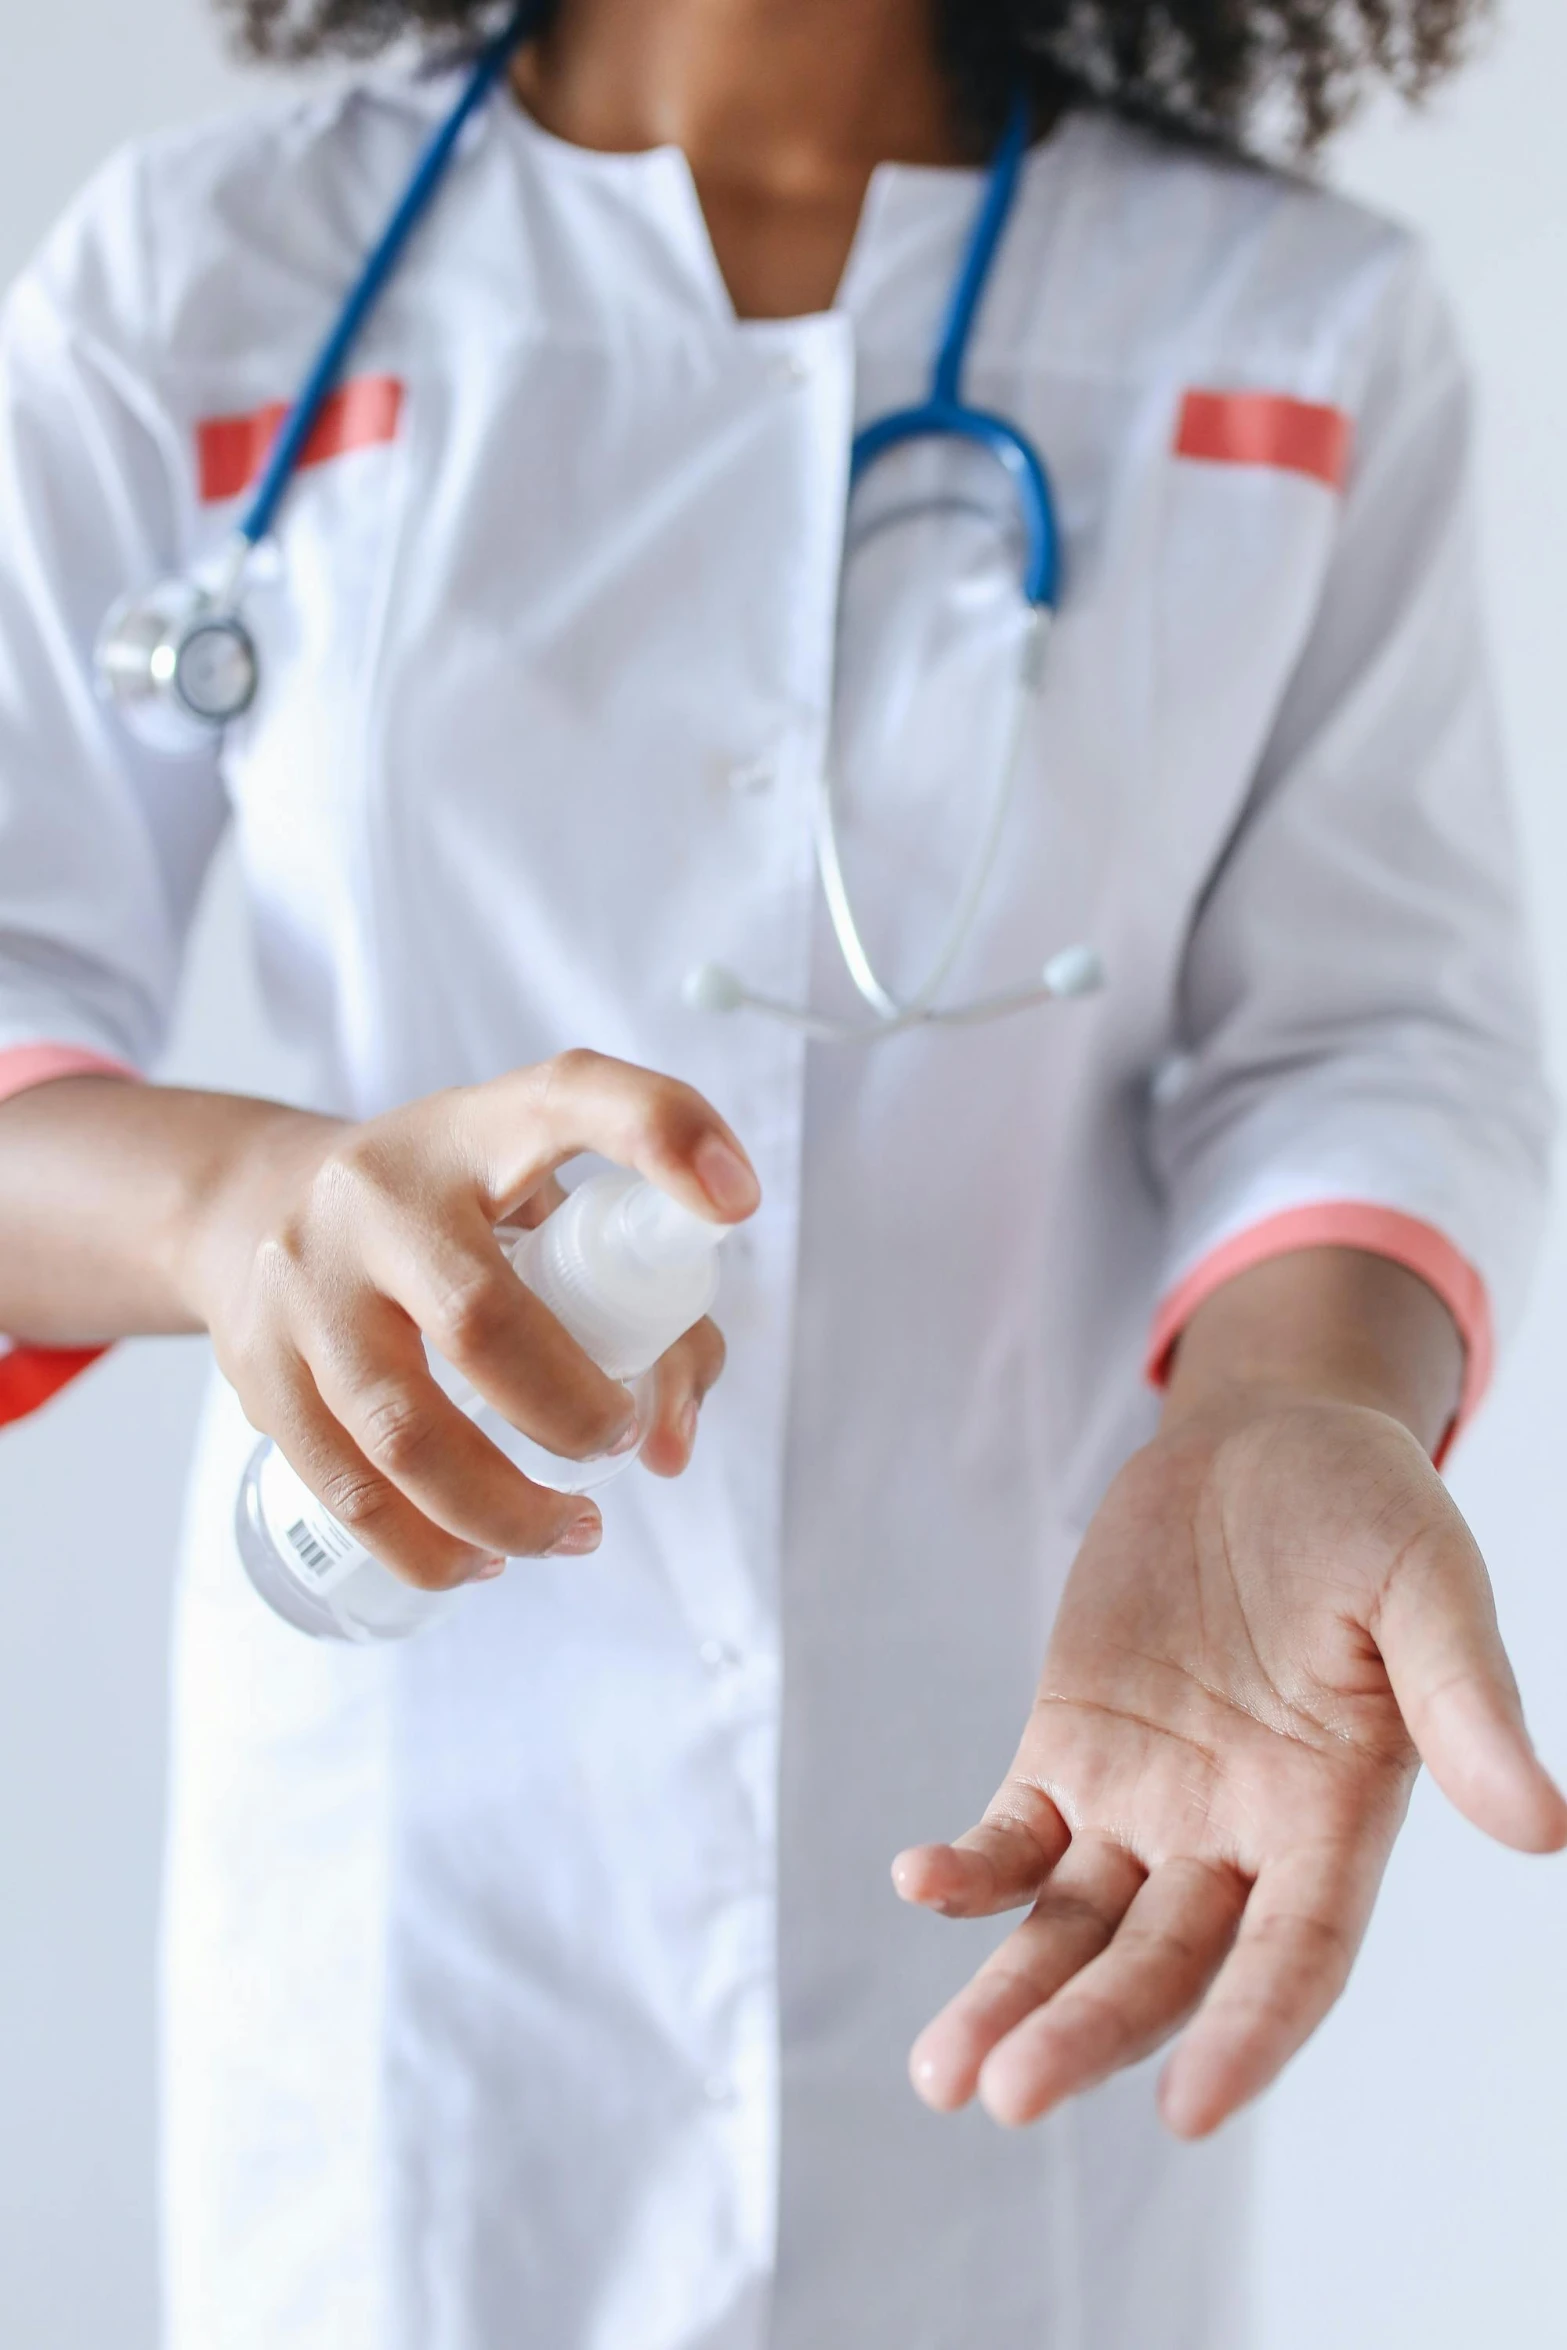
[90,8,538,759]
[95,566,259,752]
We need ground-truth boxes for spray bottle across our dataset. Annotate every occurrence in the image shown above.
[234,1168,729,1642]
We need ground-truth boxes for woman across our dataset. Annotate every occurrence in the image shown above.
[0,0,1561,2342]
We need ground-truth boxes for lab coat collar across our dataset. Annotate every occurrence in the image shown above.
[361,54,1086,348]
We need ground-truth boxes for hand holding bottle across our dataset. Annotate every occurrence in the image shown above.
[177,1051,758,1598]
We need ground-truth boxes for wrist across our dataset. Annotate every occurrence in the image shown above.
[170,1098,346,1329]
[1160,1245,1463,1460]
[1157,1377,1423,1471]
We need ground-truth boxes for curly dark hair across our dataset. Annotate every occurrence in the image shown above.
[220,0,1492,155]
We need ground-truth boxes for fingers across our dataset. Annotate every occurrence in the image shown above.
[908,1845,1246,2128]
[304,1300,605,1573]
[260,1365,517,1593]
[908,1835,1380,2140]
[904,1829,1389,2140]
[974,1858,1248,2127]
[1157,1844,1375,2139]
[909,1834,1145,2112]
[1375,1513,1567,1855]
[219,1055,754,1590]
[638,1318,727,1477]
[893,1779,1071,1918]
[496,1171,568,1236]
[457,1051,761,1228]
[356,1205,635,1463]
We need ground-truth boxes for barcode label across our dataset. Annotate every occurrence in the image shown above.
[286,1520,335,1579]
[257,1447,370,1595]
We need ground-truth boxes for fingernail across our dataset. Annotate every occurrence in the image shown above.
[677,1400,699,1453]
[548,1513,602,1557]
[473,1556,507,1581]
[608,1415,641,1457]
[693,1134,760,1217]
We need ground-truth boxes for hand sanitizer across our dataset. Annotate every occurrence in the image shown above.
[234,1168,730,1642]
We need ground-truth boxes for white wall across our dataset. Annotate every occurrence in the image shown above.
[0,20,305,2343]
[0,8,1563,2345]
[1260,24,1567,2346]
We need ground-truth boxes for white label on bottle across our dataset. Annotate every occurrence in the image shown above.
[257,1446,373,1597]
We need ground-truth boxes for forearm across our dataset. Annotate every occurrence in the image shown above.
[0,1076,331,1344]
[1162,1244,1464,1458]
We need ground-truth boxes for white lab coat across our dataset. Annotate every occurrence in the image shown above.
[0,63,1548,2350]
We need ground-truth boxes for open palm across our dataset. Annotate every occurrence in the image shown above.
[895,1398,1567,2137]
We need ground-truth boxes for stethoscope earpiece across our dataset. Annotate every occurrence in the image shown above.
[681,942,1105,1045]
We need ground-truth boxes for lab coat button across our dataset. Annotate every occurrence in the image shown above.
[699,1638,743,1674]
[726,755,777,797]
[703,2073,737,2105]
[773,350,812,387]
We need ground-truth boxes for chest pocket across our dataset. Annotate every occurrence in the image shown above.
[1146,378,1353,901]
[198,370,417,1022]
[194,375,406,505]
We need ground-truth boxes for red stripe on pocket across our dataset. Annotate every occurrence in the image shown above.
[0,1344,109,1427]
[197,374,405,504]
[1175,390,1353,492]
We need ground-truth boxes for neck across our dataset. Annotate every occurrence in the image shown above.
[513,0,970,189]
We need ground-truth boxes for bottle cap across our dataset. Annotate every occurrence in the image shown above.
[512,1169,730,1380]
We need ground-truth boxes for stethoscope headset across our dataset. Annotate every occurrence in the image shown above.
[94,1,1104,1044]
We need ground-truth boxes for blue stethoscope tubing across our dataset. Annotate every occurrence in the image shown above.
[97,7,1101,1036]
[849,89,1058,611]
[236,3,544,559]
[753,81,1088,1042]
[241,20,1058,612]
[705,87,1099,1041]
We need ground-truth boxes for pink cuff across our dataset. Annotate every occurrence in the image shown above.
[0,1341,111,1425]
[1146,1203,1493,1466]
[0,1042,139,1106]
[0,1045,140,1426]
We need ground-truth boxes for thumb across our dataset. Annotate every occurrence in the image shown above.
[1375,1507,1567,1854]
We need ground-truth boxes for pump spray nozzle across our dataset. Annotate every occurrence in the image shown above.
[506,1169,731,1383]
[612,1179,729,1272]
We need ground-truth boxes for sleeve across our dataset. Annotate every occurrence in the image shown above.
[0,158,229,1421]
[1145,247,1553,1454]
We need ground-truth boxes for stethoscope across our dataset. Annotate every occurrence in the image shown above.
[94,1,1103,1041]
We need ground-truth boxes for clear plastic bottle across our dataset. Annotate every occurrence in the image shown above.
[234,1168,730,1643]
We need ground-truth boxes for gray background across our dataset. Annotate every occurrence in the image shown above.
[2,4,1564,2342]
